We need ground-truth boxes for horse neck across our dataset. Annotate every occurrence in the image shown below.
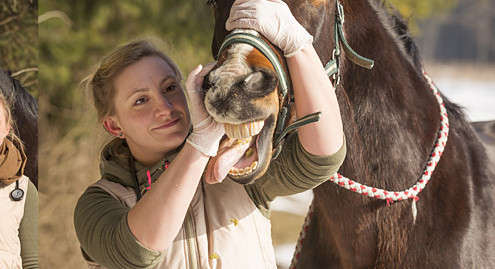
[314,0,441,189]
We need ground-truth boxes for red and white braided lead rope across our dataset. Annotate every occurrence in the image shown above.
[289,72,449,268]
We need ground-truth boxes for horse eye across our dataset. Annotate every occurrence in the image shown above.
[207,0,216,7]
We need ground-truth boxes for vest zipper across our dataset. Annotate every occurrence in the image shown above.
[184,207,199,269]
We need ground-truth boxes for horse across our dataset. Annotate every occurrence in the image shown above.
[0,67,38,188]
[204,0,495,267]
[473,120,495,162]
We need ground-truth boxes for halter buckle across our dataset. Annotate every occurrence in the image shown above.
[331,49,341,87]
[337,3,345,23]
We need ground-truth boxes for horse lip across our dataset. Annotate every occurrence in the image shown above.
[227,115,275,184]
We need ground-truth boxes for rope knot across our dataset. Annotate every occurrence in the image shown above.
[412,196,419,223]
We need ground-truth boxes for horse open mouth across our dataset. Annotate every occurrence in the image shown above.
[205,120,265,183]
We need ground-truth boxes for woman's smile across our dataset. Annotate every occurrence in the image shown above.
[152,116,181,131]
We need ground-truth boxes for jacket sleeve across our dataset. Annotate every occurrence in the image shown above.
[74,186,165,269]
[19,180,38,269]
[245,132,346,217]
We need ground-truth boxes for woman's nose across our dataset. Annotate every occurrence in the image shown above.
[154,95,173,118]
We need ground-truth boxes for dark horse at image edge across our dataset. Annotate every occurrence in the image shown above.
[0,67,38,188]
[206,0,495,267]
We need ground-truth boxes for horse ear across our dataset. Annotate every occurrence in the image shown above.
[103,117,123,137]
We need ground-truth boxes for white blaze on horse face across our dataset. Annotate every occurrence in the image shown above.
[205,30,261,124]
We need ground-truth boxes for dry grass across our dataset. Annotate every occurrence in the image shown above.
[38,91,102,268]
[271,211,306,246]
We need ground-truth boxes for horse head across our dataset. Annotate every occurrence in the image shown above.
[204,0,331,184]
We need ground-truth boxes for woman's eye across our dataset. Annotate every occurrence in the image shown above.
[134,97,148,105]
[164,84,178,93]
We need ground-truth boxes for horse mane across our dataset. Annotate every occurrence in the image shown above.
[388,9,422,72]
[0,69,16,106]
[0,67,38,119]
[370,0,422,73]
[372,1,471,139]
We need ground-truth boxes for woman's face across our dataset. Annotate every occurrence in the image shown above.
[0,107,10,143]
[105,55,190,165]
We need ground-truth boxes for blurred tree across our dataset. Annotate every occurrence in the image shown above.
[389,0,459,21]
[386,0,461,35]
[0,0,38,97]
[416,0,495,63]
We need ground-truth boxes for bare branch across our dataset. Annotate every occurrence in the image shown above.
[11,67,38,77]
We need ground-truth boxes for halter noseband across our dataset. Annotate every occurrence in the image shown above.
[217,32,290,98]
[216,30,321,159]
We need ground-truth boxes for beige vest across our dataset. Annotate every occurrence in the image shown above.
[0,175,28,269]
[87,177,277,269]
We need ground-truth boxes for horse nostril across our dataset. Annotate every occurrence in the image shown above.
[202,75,213,94]
[240,70,277,97]
[244,72,263,85]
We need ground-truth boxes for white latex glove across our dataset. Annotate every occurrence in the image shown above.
[226,0,313,57]
[185,63,225,156]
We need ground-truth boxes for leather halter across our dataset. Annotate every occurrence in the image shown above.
[216,30,321,159]
[326,0,374,84]
[217,31,290,98]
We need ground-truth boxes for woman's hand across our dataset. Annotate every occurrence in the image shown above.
[226,0,313,57]
[185,63,225,156]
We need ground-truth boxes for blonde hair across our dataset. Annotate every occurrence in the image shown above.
[82,38,183,123]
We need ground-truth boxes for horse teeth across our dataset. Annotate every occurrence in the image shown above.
[228,161,259,177]
[229,167,239,176]
[238,168,246,176]
[224,120,264,139]
[251,161,258,170]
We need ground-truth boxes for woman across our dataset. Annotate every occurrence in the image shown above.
[0,90,38,269]
[74,0,345,268]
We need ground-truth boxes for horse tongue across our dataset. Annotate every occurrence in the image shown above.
[205,138,252,182]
